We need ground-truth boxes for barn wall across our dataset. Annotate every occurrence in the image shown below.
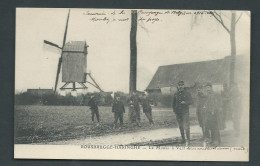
[62,52,87,83]
[161,87,177,94]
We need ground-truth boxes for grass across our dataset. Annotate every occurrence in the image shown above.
[14,105,199,144]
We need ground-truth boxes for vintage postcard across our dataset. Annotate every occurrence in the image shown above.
[15,8,250,161]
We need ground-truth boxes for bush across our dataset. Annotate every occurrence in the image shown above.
[15,92,41,105]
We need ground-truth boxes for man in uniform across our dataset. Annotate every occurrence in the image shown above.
[130,91,141,126]
[112,95,125,129]
[88,95,100,123]
[142,94,154,126]
[196,84,209,145]
[173,81,193,145]
[128,98,141,126]
[204,82,221,146]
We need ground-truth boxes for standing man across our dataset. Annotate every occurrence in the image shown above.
[196,84,210,145]
[204,82,221,146]
[112,95,125,129]
[128,98,136,124]
[88,94,100,123]
[130,91,141,126]
[128,98,141,126]
[142,94,154,126]
[173,81,193,145]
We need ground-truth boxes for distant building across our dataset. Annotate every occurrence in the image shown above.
[27,88,53,96]
[145,55,248,95]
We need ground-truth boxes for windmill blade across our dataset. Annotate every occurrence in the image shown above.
[43,40,62,54]
[44,40,62,49]
[54,9,70,94]
[62,9,70,48]
[54,57,62,94]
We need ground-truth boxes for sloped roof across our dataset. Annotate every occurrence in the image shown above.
[146,57,232,90]
[63,41,87,52]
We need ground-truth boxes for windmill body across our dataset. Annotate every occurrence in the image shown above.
[62,41,88,83]
[59,41,90,91]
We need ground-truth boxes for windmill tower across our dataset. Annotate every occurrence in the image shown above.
[43,9,103,94]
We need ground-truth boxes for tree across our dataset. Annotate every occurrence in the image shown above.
[129,10,138,95]
[192,11,245,89]
[210,11,243,88]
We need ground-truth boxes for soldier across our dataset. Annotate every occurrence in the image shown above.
[88,95,100,123]
[204,82,221,146]
[112,95,125,129]
[128,98,141,127]
[130,91,141,126]
[196,84,210,145]
[128,98,136,123]
[221,83,231,128]
[142,94,154,126]
[173,81,193,145]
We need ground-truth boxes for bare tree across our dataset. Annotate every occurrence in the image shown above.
[129,10,138,95]
[192,11,244,89]
[210,11,243,88]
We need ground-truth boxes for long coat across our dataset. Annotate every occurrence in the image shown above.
[196,92,207,127]
[173,90,193,114]
[88,98,98,111]
[142,98,152,113]
[128,101,140,122]
[112,101,125,114]
[204,91,222,129]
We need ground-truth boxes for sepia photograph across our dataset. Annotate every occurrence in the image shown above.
[14,8,250,161]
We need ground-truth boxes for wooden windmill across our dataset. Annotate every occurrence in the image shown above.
[43,9,103,94]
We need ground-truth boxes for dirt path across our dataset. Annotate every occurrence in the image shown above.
[45,125,198,145]
[42,121,247,146]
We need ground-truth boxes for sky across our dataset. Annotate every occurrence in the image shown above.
[15,8,250,94]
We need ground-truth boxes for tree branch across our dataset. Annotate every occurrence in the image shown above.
[214,11,223,22]
[235,12,243,24]
[211,11,231,34]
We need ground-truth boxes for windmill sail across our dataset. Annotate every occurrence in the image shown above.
[43,40,61,54]
[54,57,62,93]
[54,9,71,94]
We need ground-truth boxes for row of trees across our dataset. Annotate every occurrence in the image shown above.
[15,90,201,108]
[15,92,113,106]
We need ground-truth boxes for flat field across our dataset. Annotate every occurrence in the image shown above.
[14,105,198,144]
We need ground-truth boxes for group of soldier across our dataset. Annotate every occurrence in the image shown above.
[173,80,242,146]
[88,91,154,129]
[88,80,242,146]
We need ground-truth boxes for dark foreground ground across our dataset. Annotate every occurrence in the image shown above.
[15,105,248,147]
[15,105,199,144]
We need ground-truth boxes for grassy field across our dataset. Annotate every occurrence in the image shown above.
[14,105,199,144]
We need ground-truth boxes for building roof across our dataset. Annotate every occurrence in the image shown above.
[146,57,232,90]
[63,41,88,52]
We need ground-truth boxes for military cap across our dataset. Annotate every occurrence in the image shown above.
[205,82,212,87]
[178,80,184,85]
[114,93,120,97]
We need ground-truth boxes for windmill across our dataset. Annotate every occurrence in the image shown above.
[43,9,103,94]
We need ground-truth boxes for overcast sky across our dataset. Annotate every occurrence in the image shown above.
[15,8,250,94]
